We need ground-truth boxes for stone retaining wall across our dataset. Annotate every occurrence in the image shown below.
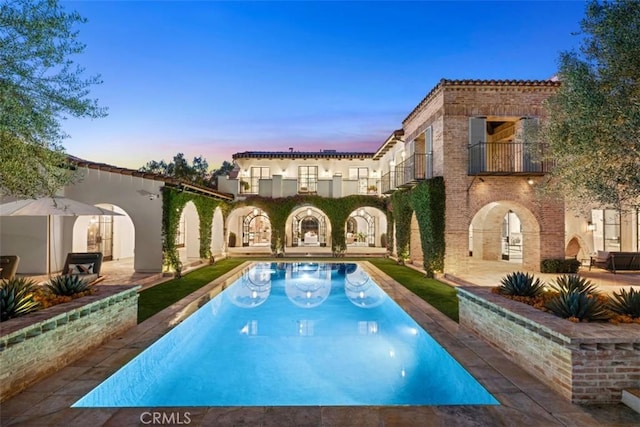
[0,286,139,402]
[458,287,640,404]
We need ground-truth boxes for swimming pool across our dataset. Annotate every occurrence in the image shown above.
[73,262,498,407]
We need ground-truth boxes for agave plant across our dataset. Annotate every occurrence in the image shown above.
[608,287,640,318]
[498,272,545,297]
[549,275,599,295]
[46,275,91,296]
[545,291,610,321]
[0,277,40,322]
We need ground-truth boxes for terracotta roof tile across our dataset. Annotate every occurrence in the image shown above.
[402,78,561,124]
[67,155,233,201]
[232,151,374,160]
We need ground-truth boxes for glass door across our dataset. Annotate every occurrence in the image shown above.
[87,215,113,260]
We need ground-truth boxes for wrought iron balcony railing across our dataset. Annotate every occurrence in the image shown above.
[468,142,553,175]
[381,152,433,193]
[381,171,394,194]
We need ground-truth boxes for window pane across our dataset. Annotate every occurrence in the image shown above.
[603,209,620,252]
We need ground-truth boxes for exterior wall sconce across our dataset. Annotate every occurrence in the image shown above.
[587,222,597,231]
[527,178,534,185]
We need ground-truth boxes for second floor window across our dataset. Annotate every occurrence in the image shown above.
[249,167,269,193]
[349,167,369,194]
[298,166,318,193]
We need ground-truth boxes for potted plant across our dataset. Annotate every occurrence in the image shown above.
[240,180,250,192]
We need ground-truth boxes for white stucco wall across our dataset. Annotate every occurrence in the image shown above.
[63,168,164,273]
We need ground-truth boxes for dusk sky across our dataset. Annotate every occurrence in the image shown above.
[62,1,587,171]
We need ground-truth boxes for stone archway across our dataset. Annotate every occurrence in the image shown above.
[469,201,541,271]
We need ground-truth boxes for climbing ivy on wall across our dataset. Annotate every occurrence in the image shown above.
[235,195,386,254]
[162,187,228,277]
[193,197,223,261]
[162,188,190,277]
[410,178,445,278]
[390,189,413,260]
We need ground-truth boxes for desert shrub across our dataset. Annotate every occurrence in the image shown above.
[545,291,610,322]
[46,275,91,296]
[498,272,545,297]
[541,258,581,274]
[0,277,40,321]
[549,275,599,295]
[608,287,640,318]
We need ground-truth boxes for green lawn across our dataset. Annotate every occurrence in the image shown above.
[368,258,459,322]
[137,257,459,324]
[137,258,246,323]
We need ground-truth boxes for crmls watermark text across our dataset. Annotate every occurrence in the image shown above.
[140,411,191,425]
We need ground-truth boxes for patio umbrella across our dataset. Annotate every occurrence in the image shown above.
[0,196,123,276]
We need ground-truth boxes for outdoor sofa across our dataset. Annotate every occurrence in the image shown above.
[589,251,640,274]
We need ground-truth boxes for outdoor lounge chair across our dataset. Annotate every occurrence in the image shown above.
[0,255,20,280]
[62,252,104,284]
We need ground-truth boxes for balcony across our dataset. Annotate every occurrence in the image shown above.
[468,142,553,175]
[381,153,432,194]
[380,172,393,194]
[221,176,381,198]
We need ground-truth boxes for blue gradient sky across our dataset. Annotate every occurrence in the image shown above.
[63,1,587,170]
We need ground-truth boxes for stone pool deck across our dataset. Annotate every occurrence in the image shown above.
[1,261,639,426]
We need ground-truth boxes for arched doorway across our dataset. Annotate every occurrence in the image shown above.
[73,204,135,262]
[291,207,327,247]
[469,201,540,270]
[346,208,375,247]
[211,206,225,255]
[242,208,272,247]
[178,201,200,262]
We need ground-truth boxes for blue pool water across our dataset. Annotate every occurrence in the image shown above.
[73,263,498,407]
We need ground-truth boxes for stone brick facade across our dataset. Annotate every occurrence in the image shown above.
[458,287,640,404]
[402,80,565,274]
[0,286,139,401]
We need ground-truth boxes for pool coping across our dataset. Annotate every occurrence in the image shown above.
[0,261,637,426]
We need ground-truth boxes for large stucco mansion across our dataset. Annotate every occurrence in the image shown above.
[2,79,638,275]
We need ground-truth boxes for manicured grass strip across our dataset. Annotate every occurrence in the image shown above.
[368,258,459,322]
[137,258,246,323]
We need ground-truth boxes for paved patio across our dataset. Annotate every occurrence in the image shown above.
[439,259,639,292]
[2,259,639,426]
